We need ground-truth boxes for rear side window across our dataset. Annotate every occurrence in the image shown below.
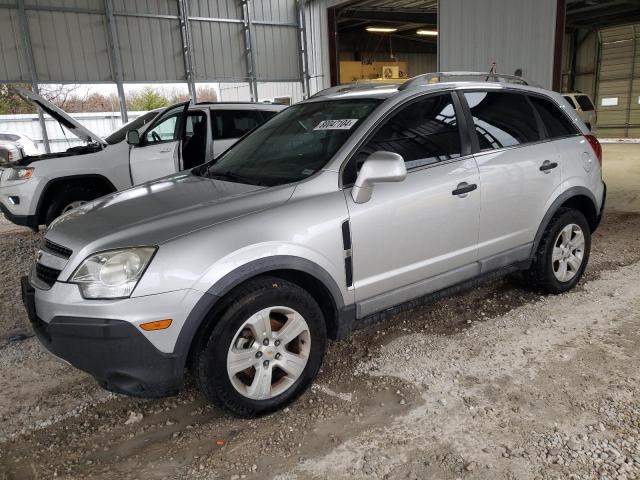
[464,91,540,150]
[563,95,577,108]
[213,110,264,140]
[576,95,594,111]
[356,93,462,170]
[529,96,579,139]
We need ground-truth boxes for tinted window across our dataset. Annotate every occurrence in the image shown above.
[357,93,461,170]
[563,95,577,108]
[213,110,264,140]
[576,95,594,111]
[202,99,381,187]
[0,133,20,142]
[464,91,540,150]
[529,96,578,139]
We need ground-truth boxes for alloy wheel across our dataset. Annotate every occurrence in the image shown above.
[552,223,585,282]
[226,306,311,400]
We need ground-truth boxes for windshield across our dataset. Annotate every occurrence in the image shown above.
[105,110,159,145]
[201,99,383,186]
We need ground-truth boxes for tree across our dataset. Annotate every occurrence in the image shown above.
[0,84,36,114]
[127,87,169,111]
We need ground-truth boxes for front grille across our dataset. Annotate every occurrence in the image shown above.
[35,263,61,288]
[43,239,72,259]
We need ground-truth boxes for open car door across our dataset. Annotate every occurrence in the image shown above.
[129,101,190,185]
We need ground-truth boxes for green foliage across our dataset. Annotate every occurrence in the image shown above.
[126,87,170,111]
[0,84,36,114]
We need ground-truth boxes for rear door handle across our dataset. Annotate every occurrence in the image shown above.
[539,160,558,172]
[158,148,172,153]
[452,182,477,196]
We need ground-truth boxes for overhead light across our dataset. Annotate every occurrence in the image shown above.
[366,27,397,33]
[417,29,438,36]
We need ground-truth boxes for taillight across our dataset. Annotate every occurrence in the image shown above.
[584,134,602,165]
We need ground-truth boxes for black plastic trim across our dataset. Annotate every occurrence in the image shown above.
[21,278,182,397]
[530,186,599,257]
[0,202,39,230]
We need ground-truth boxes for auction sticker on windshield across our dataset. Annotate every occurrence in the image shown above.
[314,119,358,130]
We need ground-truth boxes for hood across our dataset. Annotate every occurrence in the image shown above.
[14,87,105,145]
[45,172,295,255]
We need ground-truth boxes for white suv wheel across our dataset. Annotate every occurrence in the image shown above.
[226,306,311,400]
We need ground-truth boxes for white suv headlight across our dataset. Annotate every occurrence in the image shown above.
[6,167,34,180]
[69,247,157,299]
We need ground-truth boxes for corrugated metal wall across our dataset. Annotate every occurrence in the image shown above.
[0,0,306,87]
[439,0,557,89]
[596,25,639,138]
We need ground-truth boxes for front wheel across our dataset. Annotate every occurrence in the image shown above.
[525,208,591,294]
[193,276,327,417]
[44,185,96,225]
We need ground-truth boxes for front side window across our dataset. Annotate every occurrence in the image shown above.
[529,96,579,139]
[105,110,158,145]
[213,110,265,140]
[144,105,184,144]
[201,99,382,186]
[464,91,540,151]
[355,93,462,171]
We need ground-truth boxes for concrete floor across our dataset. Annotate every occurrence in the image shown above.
[602,143,640,213]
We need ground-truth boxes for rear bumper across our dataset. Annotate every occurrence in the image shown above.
[22,277,185,397]
[0,202,39,229]
[593,181,606,231]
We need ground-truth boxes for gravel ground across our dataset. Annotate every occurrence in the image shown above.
[1,145,639,479]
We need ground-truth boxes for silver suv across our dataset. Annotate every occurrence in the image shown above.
[22,73,606,417]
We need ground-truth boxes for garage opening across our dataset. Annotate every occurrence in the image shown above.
[329,1,438,87]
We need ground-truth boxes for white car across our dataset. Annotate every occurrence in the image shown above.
[0,88,284,229]
[563,92,596,130]
[0,131,39,156]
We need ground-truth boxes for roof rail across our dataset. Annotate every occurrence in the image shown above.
[398,71,538,91]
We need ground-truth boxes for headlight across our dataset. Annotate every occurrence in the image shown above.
[69,247,157,299]
[6,167,33,180]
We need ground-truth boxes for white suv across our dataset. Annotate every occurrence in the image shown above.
[0,88,284,229]
[23,73,606,417]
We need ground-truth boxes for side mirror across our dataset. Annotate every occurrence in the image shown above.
[351,151,407,204]
[126,129,140,146]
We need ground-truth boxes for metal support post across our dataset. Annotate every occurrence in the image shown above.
[17,0,50,153]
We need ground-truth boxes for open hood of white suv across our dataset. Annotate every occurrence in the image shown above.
[14,87,106,146]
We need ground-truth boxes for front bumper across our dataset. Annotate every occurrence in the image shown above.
[0,202,39,229]
[22,277,185,397]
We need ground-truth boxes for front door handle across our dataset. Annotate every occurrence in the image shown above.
[539,160,558,173]
[452,182,478,196]
[158,148,172,153]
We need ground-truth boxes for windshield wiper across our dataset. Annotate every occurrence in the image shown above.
[207,169,265,186]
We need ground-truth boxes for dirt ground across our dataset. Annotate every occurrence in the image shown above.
[1,144,639,480]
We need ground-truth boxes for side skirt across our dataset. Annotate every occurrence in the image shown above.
[351,261,529,332]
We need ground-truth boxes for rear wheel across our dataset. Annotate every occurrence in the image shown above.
[193,276,326,417]
[525,208,591,294]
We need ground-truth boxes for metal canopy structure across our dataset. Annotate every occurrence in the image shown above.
[0,0,313,149]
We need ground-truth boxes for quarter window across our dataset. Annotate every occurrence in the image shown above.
[464,91,540,150]
[356,93,462,170]
[529,96,578,139]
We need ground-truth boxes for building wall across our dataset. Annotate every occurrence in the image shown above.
[439,0,558,89]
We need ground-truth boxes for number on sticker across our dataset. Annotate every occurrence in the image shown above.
[314,119,358,130]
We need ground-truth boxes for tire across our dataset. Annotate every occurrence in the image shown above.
[193,276,327,417]
[44,185,96,225]
[525,207,591,294]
